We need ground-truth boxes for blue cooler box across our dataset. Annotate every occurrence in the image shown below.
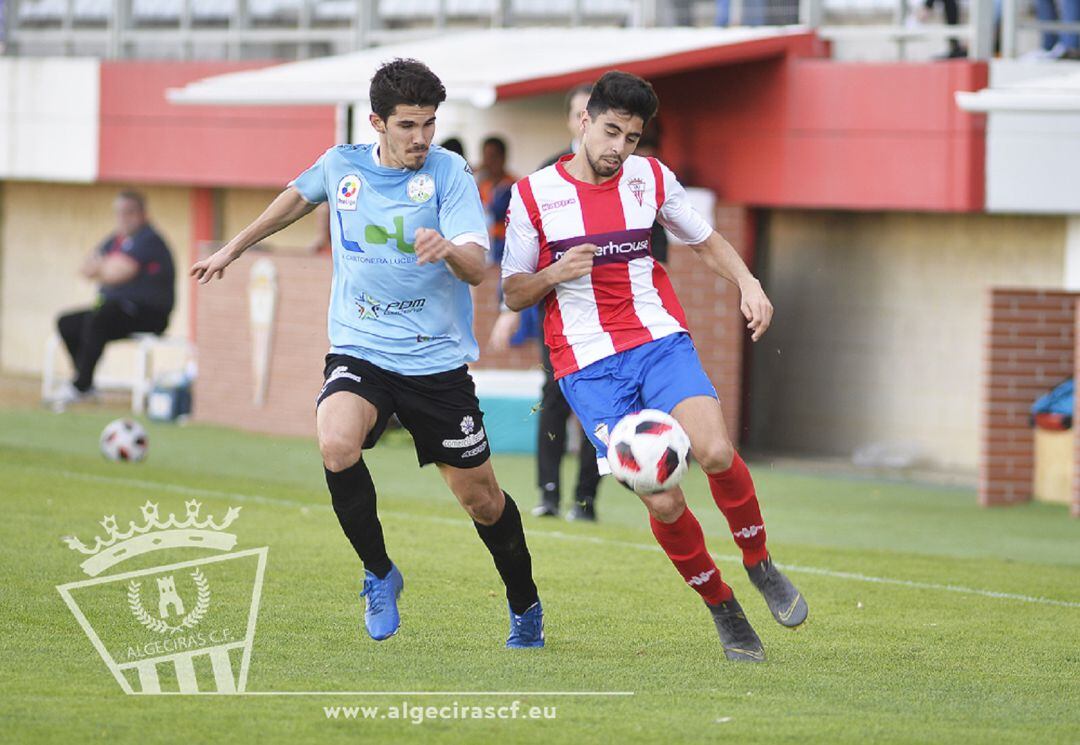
[472,370,545,455]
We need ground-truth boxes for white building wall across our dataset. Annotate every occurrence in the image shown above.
[0,58,100,183]
[984,60,1080,216]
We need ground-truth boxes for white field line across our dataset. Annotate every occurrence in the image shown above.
[150,690,634,696]
[45,468,1080,610]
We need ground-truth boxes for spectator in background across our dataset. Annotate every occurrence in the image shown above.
[917,0,968,58]
[540,83,592,168]
[440,136,467,159]
[1029,0,1080,59]
[475,136,516,265]
[489,83,602,522]
[51,191,175,410]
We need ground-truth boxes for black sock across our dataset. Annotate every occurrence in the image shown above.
[474,493,539,615]
[325,458,392,579]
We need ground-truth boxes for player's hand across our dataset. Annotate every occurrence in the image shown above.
[191,245,239,285]
[552,243,596,283]
[414,228,452,265]
[739,278,773,342]
[488,310,521,352]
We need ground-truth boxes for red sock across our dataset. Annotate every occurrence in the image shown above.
[707,452,769,566]
[649,506,732,605]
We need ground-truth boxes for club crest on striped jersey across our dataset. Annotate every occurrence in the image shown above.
[627,177,647,207]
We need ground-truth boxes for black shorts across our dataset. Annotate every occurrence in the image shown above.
[315,353,491,469]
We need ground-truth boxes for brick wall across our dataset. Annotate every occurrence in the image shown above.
[194,252,331,437]
[194,205,753,442]
[981,289,1078,507]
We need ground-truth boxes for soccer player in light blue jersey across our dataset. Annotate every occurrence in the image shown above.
[191,59,543,648]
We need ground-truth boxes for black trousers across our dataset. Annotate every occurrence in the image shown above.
[57,300,169,392]
[538,343,601,507]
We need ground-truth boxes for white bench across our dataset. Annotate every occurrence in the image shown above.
[42,332,193,414]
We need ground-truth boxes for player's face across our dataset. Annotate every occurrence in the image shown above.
[371,104,438,170]
[581,109,643,179]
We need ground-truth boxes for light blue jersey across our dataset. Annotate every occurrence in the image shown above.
[290,143,489,375]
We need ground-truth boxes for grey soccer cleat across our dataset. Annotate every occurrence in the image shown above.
[745,555,808,628]
[707,596,766,662]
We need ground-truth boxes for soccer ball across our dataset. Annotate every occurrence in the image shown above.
[99,418,149,462]
[606,410,691,495]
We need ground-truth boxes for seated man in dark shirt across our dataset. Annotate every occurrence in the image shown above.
[51,191,175,409]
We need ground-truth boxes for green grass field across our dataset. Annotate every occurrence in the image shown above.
[2,405,1078,744]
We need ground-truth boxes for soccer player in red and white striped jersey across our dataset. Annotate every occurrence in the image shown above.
[501,71,807,661]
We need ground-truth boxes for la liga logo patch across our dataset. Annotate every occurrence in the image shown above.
[336,175,361,211]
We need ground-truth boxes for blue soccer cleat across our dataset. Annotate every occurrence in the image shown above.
[359,563,403,641]
[506,600,545,648]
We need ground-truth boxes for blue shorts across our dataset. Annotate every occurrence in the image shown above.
[558,332,717,474]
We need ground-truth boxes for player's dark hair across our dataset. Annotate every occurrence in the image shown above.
[586,71,658,125]
[369,58,447,122]
[564,83,593,115]
[482,136,507,158]
[116,190,146,213]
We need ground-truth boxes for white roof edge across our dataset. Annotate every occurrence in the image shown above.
[956,89,1080,113]
[166,26,811,108]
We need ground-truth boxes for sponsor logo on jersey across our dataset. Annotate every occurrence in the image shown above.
[407,173,435,203]
[354,292,427,321]
[336,175,361,211]
[540,197,578,212]
[550,228,653,266]
[364,215,415,254]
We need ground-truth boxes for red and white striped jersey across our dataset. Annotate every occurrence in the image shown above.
[501,154,713,379]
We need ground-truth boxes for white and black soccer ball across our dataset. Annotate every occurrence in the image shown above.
[606,410,691,495]
[99,418,149,463]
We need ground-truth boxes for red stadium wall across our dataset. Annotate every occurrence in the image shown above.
[193,205,753,443]
[95,54,985,212]
[981,289,1079,510]
[653,59,987,212]
[98,61,336,188]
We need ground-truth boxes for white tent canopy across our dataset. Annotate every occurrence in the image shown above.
[167,26,810,108]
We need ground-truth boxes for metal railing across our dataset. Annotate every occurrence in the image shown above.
[0,0,655,58]
[1,0,1077,59]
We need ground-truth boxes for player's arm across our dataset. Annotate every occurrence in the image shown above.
[499,181,595,311]
[191,187,316,284]
[420,156,492,286]
[502,245,595,311]
[687,231,773,342]
[414,231,487,286]
[654,160,773,341]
